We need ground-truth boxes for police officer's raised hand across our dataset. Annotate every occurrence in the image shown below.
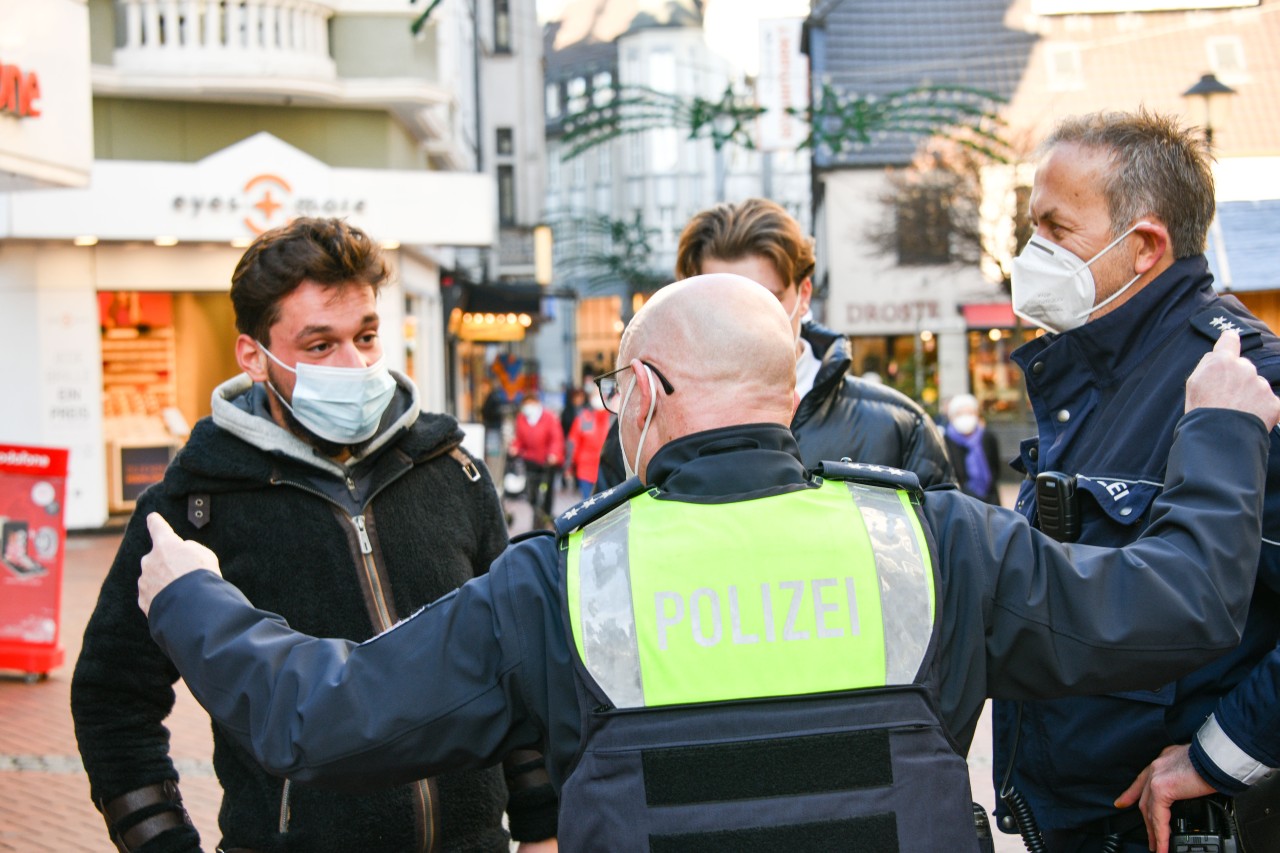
[1185,329,1280,429]
[138,512,222,617]
[1114,743,1212,853]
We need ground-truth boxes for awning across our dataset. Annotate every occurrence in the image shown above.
[961,302,1015,328]
[459,282,544,315]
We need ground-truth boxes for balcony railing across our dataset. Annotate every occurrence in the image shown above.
[113,0,336,80]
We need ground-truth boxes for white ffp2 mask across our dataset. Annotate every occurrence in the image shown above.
[1011,222,1147,333]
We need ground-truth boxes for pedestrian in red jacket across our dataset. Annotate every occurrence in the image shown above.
[567,386,612,501]
[510,394,563,527]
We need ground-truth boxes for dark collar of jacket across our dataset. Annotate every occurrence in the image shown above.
[800,320,853,406]
[1012,255,1217,381]
[163,398,465,498]
[645,423,811,501]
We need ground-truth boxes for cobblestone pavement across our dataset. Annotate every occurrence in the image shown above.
[0,478,1023,852]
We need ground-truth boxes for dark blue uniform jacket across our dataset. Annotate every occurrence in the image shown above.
[996,255,1280,831]
[144,408,1271,835]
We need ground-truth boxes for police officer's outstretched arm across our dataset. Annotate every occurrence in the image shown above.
[1105,331,1280,853]
[959,331,1279,707]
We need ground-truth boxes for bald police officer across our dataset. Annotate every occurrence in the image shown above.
[138,274,1279,853]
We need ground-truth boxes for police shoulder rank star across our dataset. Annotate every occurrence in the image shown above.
[1191,306,1261,347]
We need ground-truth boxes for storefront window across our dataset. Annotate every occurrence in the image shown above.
[850,334,939,414]
[966,327,1039,421]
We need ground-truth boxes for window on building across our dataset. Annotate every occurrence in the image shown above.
[593,71,613,106]
[896,184,952,265]
[598,145,611,181]
[1045,43,1084,92]
[546,82,561,120]
[496,127,514,157]
[547,151,561,190]
[498,165,516,226]
[658,206,677,250]
[567,77,588,115]
[1207,36,1247,84]
[494,0,511,53]
[651,128,678,173]
[628,133,644,174]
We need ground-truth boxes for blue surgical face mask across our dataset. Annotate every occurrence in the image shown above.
[257,343,397,444]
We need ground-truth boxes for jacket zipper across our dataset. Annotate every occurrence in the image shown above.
[278,779,291,833]
[268,464,450,853]
[347,512,435,852]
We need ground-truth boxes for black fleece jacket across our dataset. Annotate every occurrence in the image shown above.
[72,380,556,853]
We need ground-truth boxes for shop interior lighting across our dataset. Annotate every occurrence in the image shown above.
[154,236,179,247]
[988,328,1003,341]
[73,235,98,247]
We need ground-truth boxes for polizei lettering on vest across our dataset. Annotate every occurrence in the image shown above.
[655,577,860,651]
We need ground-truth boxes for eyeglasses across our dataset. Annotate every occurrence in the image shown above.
[595,361,675,415]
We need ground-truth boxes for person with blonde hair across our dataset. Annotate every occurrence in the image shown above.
[594,198,954,493]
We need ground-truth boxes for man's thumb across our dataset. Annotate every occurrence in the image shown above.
[1214,327,1241,357]
[146,512,175,544]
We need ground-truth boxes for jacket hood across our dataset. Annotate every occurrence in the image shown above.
[162,372,463,496]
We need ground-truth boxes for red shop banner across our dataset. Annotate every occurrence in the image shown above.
[0,444,69,679]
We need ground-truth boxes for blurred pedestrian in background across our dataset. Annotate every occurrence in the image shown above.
[566,380,612,501]
[510,392,563,528]
[480,379,506,463]
[942,393,1002,505]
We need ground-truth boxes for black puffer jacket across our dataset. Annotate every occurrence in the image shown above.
[72,375,555,853]
[790,321,954,487]
[595,321,955,492]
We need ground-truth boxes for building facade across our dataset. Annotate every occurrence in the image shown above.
[0,0,497,528]
[807,0,1280,425]
[543,0,812,384]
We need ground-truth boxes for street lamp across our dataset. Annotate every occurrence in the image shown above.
[1181,72,1237,148]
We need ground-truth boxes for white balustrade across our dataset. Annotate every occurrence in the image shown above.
[113,0,336,80]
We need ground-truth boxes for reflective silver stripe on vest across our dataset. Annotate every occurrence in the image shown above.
[574,499,646,707]
[843,482,932,684]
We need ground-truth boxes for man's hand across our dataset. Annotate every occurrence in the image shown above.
[138,513,222,617]
[1186,329,1280,428]
[1114,743,1214,853]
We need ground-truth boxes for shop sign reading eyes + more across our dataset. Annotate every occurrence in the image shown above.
[171,173,368,234]
[0,62,41,119]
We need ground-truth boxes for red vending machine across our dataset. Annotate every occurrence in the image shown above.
[0,444,69,680]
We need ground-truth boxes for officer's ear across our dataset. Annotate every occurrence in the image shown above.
[1131,220,1170,277]
[627,357,655,428]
